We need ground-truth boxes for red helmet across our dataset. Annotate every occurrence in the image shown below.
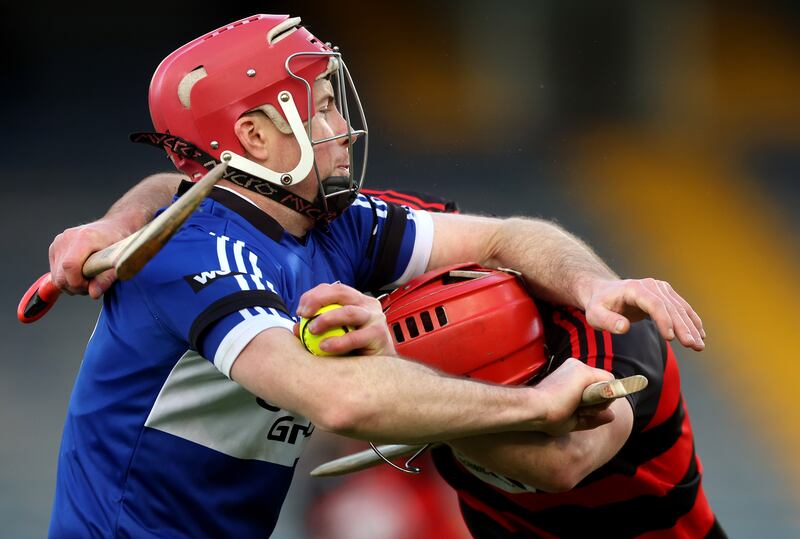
[381,264,549,385]
[144,14,367,219]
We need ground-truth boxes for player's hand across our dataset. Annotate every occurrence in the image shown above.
[48,217,130,299]
[294,283,395,356]
[582,277,705,351]
[533,358,616,436]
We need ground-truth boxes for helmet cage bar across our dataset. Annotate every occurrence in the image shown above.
[285,51,368,214]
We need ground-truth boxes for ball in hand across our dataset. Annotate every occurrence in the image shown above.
[299,304,353,356]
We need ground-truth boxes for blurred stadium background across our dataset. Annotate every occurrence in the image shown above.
[3,1,799,536]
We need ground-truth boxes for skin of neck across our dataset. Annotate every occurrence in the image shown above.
[217,178,317,237]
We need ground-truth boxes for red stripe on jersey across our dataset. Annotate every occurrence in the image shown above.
[460,491,560,538]
[458,491,520,534]
[362,189,449,212]
[553,311,581,359]
[644,343,682,431]
[490,403,694,511]
[603,330,613,371]
[637,475,716,539]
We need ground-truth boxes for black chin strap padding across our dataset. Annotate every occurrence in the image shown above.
[131,131,353,224]
[322,176,351,194]
[320,176,358,217]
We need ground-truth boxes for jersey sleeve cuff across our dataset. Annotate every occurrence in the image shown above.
[214,314,295,378]
[386,209,434,289]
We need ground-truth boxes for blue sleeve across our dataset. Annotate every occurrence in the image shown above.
[327,194,435,294]
[133,220,295,377]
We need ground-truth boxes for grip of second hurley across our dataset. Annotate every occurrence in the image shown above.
[17,273,62,323]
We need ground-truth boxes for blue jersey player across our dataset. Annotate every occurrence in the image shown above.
[46,14,706,538]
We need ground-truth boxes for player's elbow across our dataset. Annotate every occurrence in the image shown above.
[528,449,595,493]
[312,390,377,437]
[536,465,586,493]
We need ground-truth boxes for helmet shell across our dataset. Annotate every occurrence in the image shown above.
[149,14,331,177]
[381,263,548,385]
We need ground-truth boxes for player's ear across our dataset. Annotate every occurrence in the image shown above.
[234,113,270,161]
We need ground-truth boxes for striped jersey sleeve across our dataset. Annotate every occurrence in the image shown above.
[328,193,435,294]
[132,222,295,378]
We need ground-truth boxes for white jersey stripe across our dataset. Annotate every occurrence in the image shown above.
[216,235,251,320]
[247,251,286,319]
[352,196,387,218]
[232,240,251,291]
[216,235,231,272]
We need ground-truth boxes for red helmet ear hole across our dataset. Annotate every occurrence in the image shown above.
[405,317,420,338]
[420,311,434,332]
[435,306,448,326]
[392,323,405,343]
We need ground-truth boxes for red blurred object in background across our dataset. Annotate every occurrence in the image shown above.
[307,453,470,539]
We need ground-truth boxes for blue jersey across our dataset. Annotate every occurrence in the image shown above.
[49,184,434,538]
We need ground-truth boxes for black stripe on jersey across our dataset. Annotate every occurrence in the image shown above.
[364,202,407,294]
[540,300,668,434]
[189,290,289,351]
[457,500,533,539]
[580,396,685,483]
[176,180,284,242]
[609,321,668,431]
[558,309,589,359]
[435,442,702,539]
[536,303,573,364]
[594,327,607,368]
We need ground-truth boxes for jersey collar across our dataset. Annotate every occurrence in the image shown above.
[176,180,284,242]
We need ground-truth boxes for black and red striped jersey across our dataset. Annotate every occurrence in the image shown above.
[431,304,726,538]
[362,188,460,214]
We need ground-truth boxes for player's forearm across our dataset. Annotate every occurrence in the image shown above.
[447,431,598,492]
[233,331,551,444]
[485,217,617,310]
[447,397,632,492]
[104,172,184,234]
[312,354,550,443]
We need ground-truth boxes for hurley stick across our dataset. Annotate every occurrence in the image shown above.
[17,161,228,323]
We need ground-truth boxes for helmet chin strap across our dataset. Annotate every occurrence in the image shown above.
[130,131,352,225]
[221,90,315,188]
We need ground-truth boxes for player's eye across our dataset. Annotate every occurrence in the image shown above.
[318,97,334,115]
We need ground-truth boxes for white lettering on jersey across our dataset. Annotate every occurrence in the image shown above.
[194,269,233,285]
[452,449,537,494]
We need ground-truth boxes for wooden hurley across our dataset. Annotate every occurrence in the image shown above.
[18,161,228,323]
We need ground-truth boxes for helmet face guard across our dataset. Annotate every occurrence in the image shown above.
[289,51,368,217]
[140,14,369,222]
[220,50,368,204]
[380,263,550,386]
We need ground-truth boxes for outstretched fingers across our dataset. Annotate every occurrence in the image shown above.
[584,278,705,351]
